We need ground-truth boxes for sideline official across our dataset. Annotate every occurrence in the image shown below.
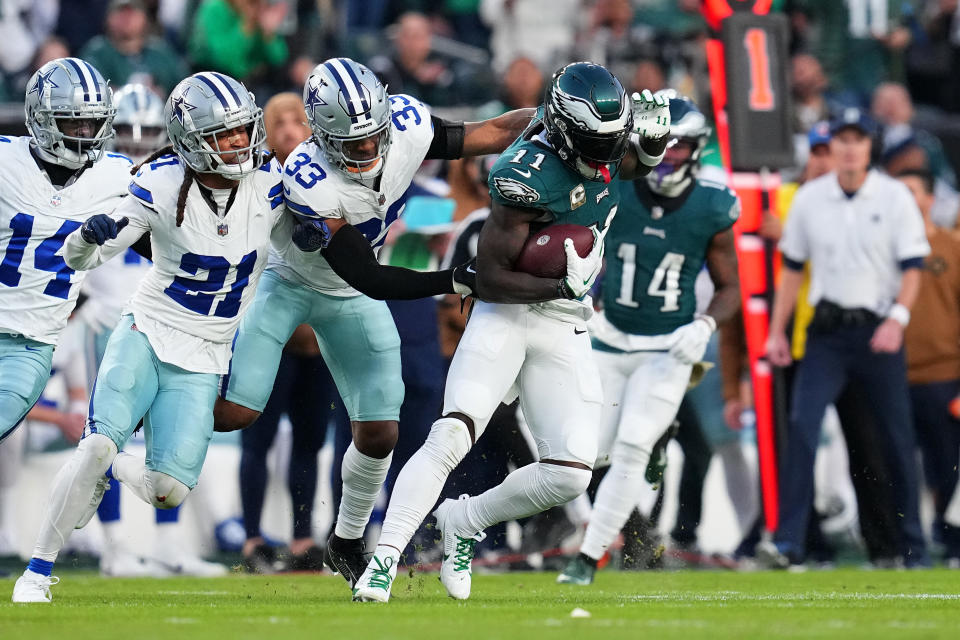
[764,110,931,567]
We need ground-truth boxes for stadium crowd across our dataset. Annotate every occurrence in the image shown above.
[1,0,960,583]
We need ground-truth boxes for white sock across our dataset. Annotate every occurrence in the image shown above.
[580,442,649,561]
[376,417,472,552]
[112,451,152,506]
[100,521,123,550]
[718,442,758,535]
[32,434,117,562]
[335,443,392,540]
[456,463,591,536]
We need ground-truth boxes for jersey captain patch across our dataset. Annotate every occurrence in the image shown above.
[493,176,540,204]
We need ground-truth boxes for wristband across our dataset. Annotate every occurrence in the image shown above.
[629,133,666,168]
[695,314,717,333]
[558,279,576,300]
[887,303,910,327]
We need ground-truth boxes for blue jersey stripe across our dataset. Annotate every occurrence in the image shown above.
[128,181,154,204]
[268,182,283,198]
[195,73,230,109]
[211,72,242,106]
[323,62,360,123]
[285,199,321,218]
[81,60,102,100]
[65,58,90,101]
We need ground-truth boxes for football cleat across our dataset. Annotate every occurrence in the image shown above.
[100,549,171,578]
[434,495,486,600]
[325,532,367,589]
[754,540,792,570]
[353,554,398,603]
[12,570,59,603]
[557,554,596,585]
[158,553,228,577]
[75,475,110,529]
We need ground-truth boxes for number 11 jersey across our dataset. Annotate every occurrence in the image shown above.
[0,135,132,345]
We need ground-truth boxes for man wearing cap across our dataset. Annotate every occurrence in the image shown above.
[762,108,931,567]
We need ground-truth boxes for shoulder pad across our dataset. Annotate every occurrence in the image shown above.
[488,142,566,209]
[282,145,341,219]
[697,178,740,227]
[129,154,185,209]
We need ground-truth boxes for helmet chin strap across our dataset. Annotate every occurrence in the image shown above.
[32,140,87,170]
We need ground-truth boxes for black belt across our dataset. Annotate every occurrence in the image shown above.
[809,300,880,332]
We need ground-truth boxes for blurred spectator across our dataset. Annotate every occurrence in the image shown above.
[475,56,543,120]
[444,0,490,50]
[763,110,930,568]
[628,58,667,95]
[872,82,957,187]
[55,0,110,54]
[367,12,457,107]
[263,91,310,163]
[479,0,580,74]
[189,0,289,84]
[793,0,912,103]
[80,0,189,95]
[897,167,960,566]
[791,54,837,135]
[0,0,59,78]
[577,0,659,72]
[914,0,960,111]
[31,36,70,71]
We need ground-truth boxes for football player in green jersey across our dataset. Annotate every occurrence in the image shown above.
[557,93,743,585]
[353,62,672,602]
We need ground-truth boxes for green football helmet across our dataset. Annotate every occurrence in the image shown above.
[543,61,632,182]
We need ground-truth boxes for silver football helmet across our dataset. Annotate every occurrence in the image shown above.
[303,58,391,183]
[165,72,266,178]
[112,83,167,161]
[24,57,116,169]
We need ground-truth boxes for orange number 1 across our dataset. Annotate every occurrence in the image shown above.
[744,28,775,111]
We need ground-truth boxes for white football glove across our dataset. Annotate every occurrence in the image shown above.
[632,89,671,140]
[561,208,617,299]
[668,316,716,365]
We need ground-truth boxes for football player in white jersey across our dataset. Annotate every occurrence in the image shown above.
[13,71,281,603]
[0,57,130,445]
[213,57,535,589]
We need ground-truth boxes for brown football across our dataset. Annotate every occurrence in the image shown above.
[513,223,595,279]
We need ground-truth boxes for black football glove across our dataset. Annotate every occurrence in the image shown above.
[452,257,477,297]
[80,214,129,245]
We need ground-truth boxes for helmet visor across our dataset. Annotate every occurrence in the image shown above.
[54,115,112,154]
[570,128,631,165]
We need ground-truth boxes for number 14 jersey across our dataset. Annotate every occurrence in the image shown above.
[0,136,132,345]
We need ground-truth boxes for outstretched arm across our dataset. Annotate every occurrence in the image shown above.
[619,89,671,181]
[462,108,537,157]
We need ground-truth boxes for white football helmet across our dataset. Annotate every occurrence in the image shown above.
[24,57,116,169]
[303,58,391,184]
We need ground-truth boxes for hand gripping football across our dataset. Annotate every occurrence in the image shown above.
[514,223,595,279]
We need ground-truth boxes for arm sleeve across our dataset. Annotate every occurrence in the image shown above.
[426,116,465,160]
[894,184,931,262]
[320,223,456,300]
[64,198,152,271]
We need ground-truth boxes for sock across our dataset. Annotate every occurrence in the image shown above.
[155,504,180,524]
[31,433,117,562]
[578,552,598,568]
[580,442,650,561]
[111,451,152,505]
[457,463,591,536]
[27,557,54,576]
[334,443,392,540]
[376,418,472,552]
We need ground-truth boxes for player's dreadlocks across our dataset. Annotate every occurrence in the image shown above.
[130,148,277,228]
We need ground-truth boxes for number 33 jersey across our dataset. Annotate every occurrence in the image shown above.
[65,154,287,374]
[0,136,132,345]
[270,93,434,297]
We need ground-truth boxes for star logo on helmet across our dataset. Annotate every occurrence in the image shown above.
[29,68,59,97]
[170,89,196,126]
[305,85,327,115]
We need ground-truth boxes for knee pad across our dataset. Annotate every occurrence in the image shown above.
[145,471,190,509]
[78,433,119,472]
[539,463,592,504]
[421,417,472,474]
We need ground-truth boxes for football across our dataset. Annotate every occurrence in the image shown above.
[513,223,595,279]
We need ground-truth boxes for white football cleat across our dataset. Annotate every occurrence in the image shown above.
[100,549,171,578]
[159,553,229,577]
[353,554,398,603]
[75,476,110,529]
[433,495,486,600]
[12,570,59,603]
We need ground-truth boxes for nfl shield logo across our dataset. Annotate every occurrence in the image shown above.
[378,193,386,206]
[217,223,229,236]
[50,195,61,207]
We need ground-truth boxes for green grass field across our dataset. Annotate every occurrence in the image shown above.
[2,569,959,640]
